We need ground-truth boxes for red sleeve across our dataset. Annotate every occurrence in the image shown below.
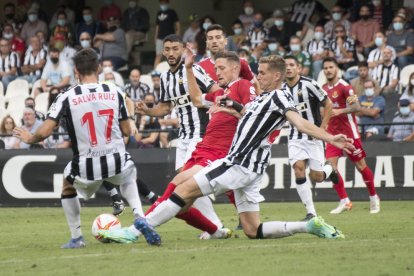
[205,89,224,102]
[239,59,254,82]
[15,40,25,54]
[343,83,356,98]
[237,80,255,105]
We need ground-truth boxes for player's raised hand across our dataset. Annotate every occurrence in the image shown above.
[183,44,195,69]
[330,134,355,153]
[13,127,32,143]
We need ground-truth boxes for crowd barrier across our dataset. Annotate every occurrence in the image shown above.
[1,142,414,207]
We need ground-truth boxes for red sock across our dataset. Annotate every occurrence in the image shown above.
[226,190,236,206]
[176,207,218,234]
[360,166,376,196]
[332,172,348,199]
[145,182,176,215]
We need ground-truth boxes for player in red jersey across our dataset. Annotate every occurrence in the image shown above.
[322,57,380,214]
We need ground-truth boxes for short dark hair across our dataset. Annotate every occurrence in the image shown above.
[284,55,299,65]
[83,6,93,12]
[206,24,226,37]
[163,34,183,45]
[73,48,99,75]
[49,47,60,54]
[322,57,338,67]
[25,97,35,103]
[215,51,240,65]
[358,61,368,68]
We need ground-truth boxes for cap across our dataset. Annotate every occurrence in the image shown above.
[400,99,410,107]
[150,70,161,77]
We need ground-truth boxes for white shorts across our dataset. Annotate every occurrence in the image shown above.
[175,137,202,170]
[63,159,137,200]
[288,139,325,171]
[194,158,265,213]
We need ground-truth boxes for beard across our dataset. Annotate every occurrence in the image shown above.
[167,56,181,67]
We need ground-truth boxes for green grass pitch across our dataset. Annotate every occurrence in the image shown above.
[0,201,413,276]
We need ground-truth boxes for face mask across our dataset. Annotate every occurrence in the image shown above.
[51,57,59,64]
[393,22,403,31]
[160,4,169,11]
[103,66,113,74]
[3,33,13,40]
[375,37,383,47]
[146,103,154,108]
[57,19,66,26]
[129,1,137,8]
[108,26,117,32]
[254,21,263,28]
[80,40,91,48]
[400,106,411,116]
[365,88,375,97]
[244,7,254,16]
[332,12,342,21]
[83,15,92,22]
[268,43,277,52]
[290,44,301,52]
[361,15,370,21]
[28,14,38,22]
[203,22,211,31]
[234,28,242,35]
[372,0,381,7]
[314,31,324,40]
[274,19,284,27]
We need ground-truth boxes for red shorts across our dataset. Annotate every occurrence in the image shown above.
[326,138,366,163]
[183,146,227,171]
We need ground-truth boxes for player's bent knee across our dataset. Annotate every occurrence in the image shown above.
[309,171,324,182]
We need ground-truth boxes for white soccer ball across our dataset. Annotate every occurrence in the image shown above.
[91,213,121,243]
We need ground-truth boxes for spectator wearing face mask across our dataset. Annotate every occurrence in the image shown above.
[50,11,74,47]
[20,6,48,46]
[75,6,104,46]
[367,31,396,70]
[350,61,380,97]
[306,24,328,79]
[288,36,311,77]
[388,99,414,142]
[228,20,246,50]
[194,15,215,60]
[2,23,25,62]
[386,15,414,69]
[246,12,268,50]
[182,14,200,44]
[324,5,351,40]
[49,0,75,29]
[371,0,394,31]
[261,37,286,58]
[400,72,414,111]
[326,24,356,71]
[356,79,386,139]
[238,1,255,35]
[98,59,124,88]
[371,46,399,95]
[268,10,302,50]
[351,4,380,56]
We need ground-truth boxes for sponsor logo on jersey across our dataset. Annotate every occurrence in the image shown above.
[171,94,192,107]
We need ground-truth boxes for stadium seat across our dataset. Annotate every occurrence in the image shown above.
[0,83,5,109]
[35,92,50,115]
[0,104,6,123]
[0,81,4,96]
[30,79,42,98]
[5,79,30,101]
[317,69,343,87]
[6,108,23,126]
[140,74,154,91]
[155,61,169,74]
[6,94,27,118]
[399,64,414,91]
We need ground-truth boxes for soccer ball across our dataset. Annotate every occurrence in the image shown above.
[91,213,121,243]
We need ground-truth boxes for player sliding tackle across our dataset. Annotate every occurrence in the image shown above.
[99,55,355,244]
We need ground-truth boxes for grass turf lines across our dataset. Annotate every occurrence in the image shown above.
[0,201,413,276]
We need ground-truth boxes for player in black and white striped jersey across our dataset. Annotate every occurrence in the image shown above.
[13,48,159,248]
[144,55,353,241]
[283,55,337,221]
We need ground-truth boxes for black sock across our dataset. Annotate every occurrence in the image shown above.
[136,178,154,198]
[169,192,186,208]
[256,223,264,239]
[296,178,307,185]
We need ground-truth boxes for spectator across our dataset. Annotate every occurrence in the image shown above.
[49,0,75,29]
[16,107,43,149]
[237,47,258,74]
[97,0,122,24]
[78,32,96,52]
[388,99,414,142]
[0,38,19,90]
[324,5,351,40]
[24,97,45,121]
[261,37,286,58]
[182,14,200,44]
[326,24,356,70]
[124,67,151,104]
[50,11,74,46]
[351,4,380,56]
[246,12,268,50]
[194,15,215,61]
[34,48,72,97]
[53,33,76,68]
[75,6,104,46]
[387,15,414,69]
[103,72,116,84]
[20,5,48,45]
[133,94,161,148]
[2,2,20,31]
[35,31,48,52]
[2,23,25,62]
[0,115,19,149]
[400,72,414,111]
[93,16,127,70]
[159,111,179,148]
[98,59,124,88]
[154,0,180,67]
[121,0,150,56]
[357,79,386,139]
[288,36,311,77]
[43,124,70,149]
[306,24,328,79]
[228,20,246,50]
[367,31,396,70]
[268,10,302,50]
[28,1,49,26]
[350,61,380,97]
[238,0,255,35]
[371,46,399,95]
[289,0,328,26]
[150,70,161,101]
[20,36,47,85]
[371,0,394,31]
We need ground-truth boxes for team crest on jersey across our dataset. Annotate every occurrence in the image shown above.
[179,77,183,85]
[332,90,339,98]
[297,89,302,97]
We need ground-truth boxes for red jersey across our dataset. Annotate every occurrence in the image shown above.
[198,57,254,83]
[323,79,360,139]
[197,79,256,154]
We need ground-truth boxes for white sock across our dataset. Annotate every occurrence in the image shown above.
[262,221,307,238]
[340,197,351,204]
[108,188,118,197]
[145,199,182,227]
[120,181,144,217]
[193,196,223,229]
[296,179,316,215]
[61,197,82,239]
[322,163,333,180]
[369,195,378,201]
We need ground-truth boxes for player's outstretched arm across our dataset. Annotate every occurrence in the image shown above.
[184,46,204,107]
[13,119,57,144]
[136,101,172,117]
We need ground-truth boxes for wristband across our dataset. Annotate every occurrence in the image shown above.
[220,98,244,113]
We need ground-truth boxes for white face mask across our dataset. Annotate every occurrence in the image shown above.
[274,19,284,27]
[28,14,38,22]
[3,33,13,40]
[268,43,277,52]
[332,12,342,21]
[244,7,254,16]
[393,22,404,31]
[80,40,91,48]
[103,66,113,74]
[365,88,375,97]
[400,106,411,116]
[314,31,324,41]
[375,37,383,47]
[203,22,212,31]
[234,28,242,35]
[290,44,301,52]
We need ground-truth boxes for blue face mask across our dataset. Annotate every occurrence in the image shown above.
[400,106,411,116]
[290,44,301,52]
[203,22,212,31]
[160,4,168,11]
[364,88,375,97]
[57,19,66,26]
[393,22,404,31]
[234,28,242,35]
[28,14,38,22]
[80,40,91,48]
[83,15,92,22]
[375,37,383,47]
[268,43,277,52]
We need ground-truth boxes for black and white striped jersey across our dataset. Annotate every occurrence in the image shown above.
[227,89,297,174]
[367,47,396,65]
[247,27,269,49]
[306,38,328,56]
[160,62,215,139]
[23,48,47,77]
[47,82,130,181]
[290,0,326,25]
[0,51,20,73]
[283,76,327,140]
[371,63,399,89]
[124,82,152,102]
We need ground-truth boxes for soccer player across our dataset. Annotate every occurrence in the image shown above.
[103,55,353,243]
[13,48,160,248]
[322,57,380,214]
[283,55,338,220]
